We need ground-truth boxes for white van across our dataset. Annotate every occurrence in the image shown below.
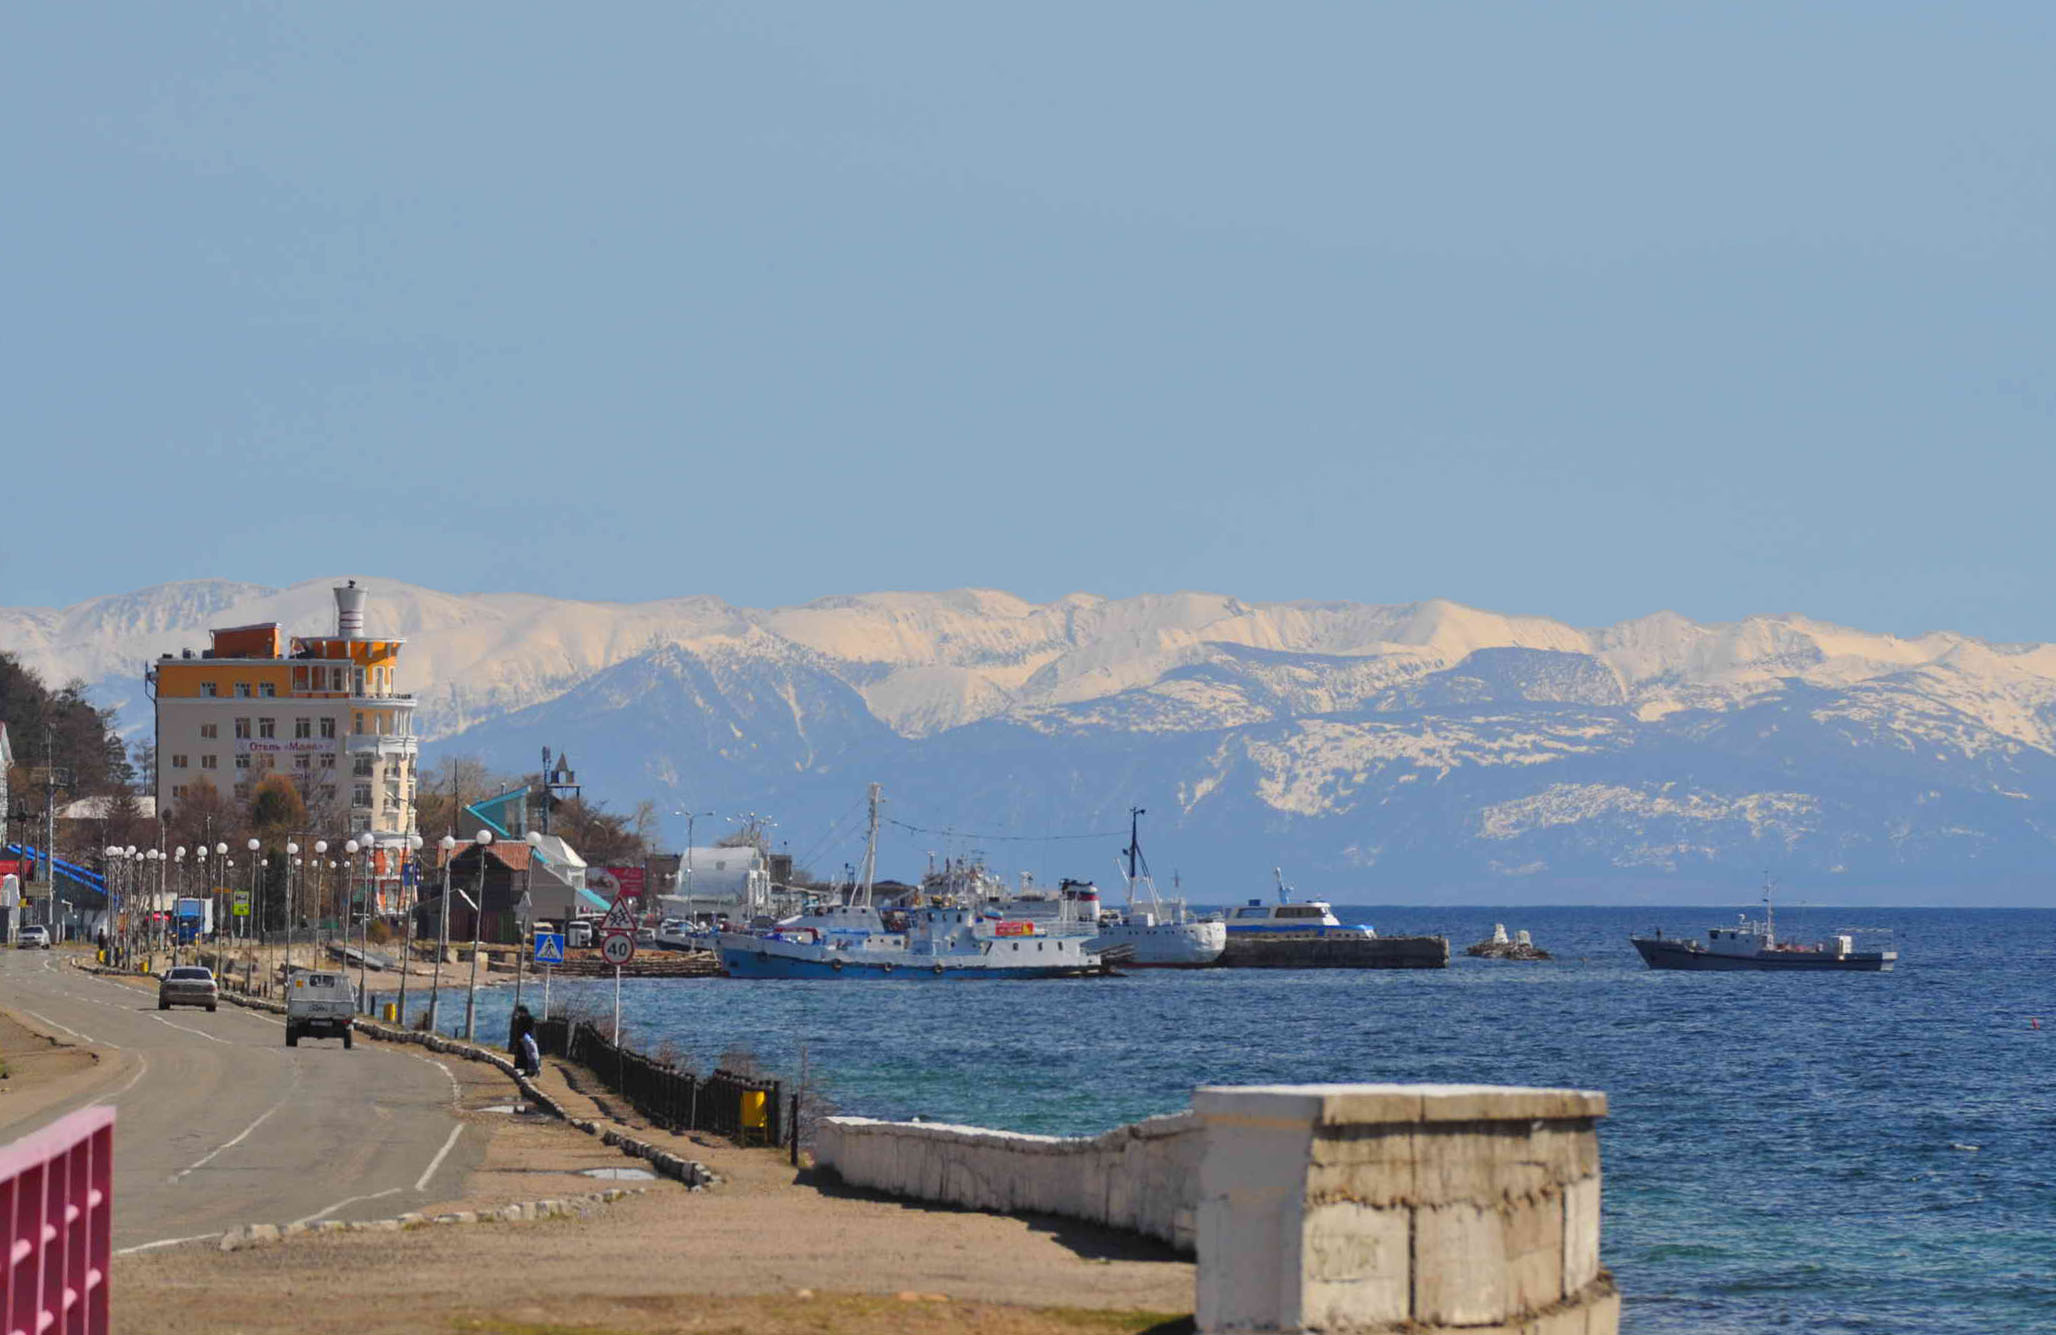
[285,971,357,1048]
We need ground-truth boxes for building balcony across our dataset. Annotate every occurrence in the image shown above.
[344,735,420,757]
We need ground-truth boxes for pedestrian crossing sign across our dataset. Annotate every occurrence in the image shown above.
[533,931,565,966]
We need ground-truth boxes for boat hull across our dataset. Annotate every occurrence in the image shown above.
[718,945,1096,980]
[1088,921,1226,967]
[1631,937,1896,972]
[1219,933,1449,969]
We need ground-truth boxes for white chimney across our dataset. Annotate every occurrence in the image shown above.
[334,580,368,638]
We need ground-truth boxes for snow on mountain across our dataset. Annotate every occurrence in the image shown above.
[10,577,2056,900]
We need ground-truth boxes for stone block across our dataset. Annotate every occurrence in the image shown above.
[1412,1201,1511,1326]
[1298,1200,1410,1328]
[1307,1124,1416,1207]
[1503,1189,1566,1314]
[1562,1175,1601,1297]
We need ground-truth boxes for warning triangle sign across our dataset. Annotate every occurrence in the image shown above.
[601,897,637,933]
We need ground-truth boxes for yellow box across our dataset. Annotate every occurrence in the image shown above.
[741,1090,767,1130]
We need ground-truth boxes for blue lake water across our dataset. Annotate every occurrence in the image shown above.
[418,905,2056,1333]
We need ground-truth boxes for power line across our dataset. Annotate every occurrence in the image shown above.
[883,817,1124,843]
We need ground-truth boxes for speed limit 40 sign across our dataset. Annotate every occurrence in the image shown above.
[600,932,636,966]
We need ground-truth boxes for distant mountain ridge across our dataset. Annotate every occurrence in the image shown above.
[7,577,2056,902]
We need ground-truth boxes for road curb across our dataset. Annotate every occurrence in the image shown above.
[214,1186,649,1252]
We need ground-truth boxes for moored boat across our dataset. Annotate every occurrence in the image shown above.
[1217,871,1448,969]
[1631,880,1896,972]
[1084,809,1226,967]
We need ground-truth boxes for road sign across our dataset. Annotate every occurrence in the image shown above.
[533,931,565,966]
[232,890,251,917]
[600,933,635,966]
[600,897,637,933]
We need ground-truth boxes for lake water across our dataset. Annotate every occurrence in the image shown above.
[425,905,2056,1333]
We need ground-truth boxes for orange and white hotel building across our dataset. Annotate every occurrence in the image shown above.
[149,583,418,839]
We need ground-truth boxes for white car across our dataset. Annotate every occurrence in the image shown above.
[17,925,51,949]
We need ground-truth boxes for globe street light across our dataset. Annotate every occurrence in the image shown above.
[396,831,425,1025]
[430,835,456,1032]
[246,838,261,990]
[463,828,492,1041]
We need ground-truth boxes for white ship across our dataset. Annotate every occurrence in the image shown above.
[1087,809,1226,967]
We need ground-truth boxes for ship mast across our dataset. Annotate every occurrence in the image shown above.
[855,783,882,909]
[1761,870,1776,947]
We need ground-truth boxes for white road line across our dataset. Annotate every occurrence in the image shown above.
[172,1087,294,1182]
[107,1052,151,1099]
[290,1185,403,1228]
[153,1014,236,1045]
[414,1124,464,1192]
[20,1008,100,1046]
[114,1232,222,1256]
[411,1051,462,1103]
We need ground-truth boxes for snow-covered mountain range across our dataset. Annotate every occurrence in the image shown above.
[9,577,2056,903]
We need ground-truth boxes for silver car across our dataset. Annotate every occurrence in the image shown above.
[158,965,219,1012]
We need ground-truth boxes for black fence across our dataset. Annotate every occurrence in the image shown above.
[535,1017,785,1149]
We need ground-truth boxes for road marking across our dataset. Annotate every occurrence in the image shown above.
[291,1185,403,1228]
[107,1052,151,1099]
[172,1080,297,1181]
[115,1232,222,1256]
[154,1014,236,1045]
[414,1124,464,1192]
[411,1051,462,1103]
[20,1008,100,1046]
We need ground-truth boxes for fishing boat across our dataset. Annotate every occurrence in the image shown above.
[1631,880,1896,972]
[1217,870,1448,969]
[715,784,1105,980]
[1084,809,1225,967]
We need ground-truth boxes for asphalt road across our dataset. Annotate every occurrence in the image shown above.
[0,948,483,1252]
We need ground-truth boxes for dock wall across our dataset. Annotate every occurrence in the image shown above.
[813,1111,1204,1251]
[818,1083,1615,1334]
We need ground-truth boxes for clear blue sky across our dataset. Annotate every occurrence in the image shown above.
[5,5,2051,640]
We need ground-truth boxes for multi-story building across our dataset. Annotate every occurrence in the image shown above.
[149,582,418,839]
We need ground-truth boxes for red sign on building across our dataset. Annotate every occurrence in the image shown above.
[600,865,647,901]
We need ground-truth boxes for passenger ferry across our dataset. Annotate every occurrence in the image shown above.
[1217,871,1448,969]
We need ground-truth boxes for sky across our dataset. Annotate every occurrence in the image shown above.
[4,4,2052,642]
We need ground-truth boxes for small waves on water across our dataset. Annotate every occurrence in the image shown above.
[444,905,2056,1334]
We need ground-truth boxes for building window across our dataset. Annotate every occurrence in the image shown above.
[234,782,250,799]
[236,755,251,770]
[200,723,217,739]
[172,785,187,801]
[353,784,373,809]
[353,755,374,778]
[320,754,336,769]
[199,682,217,697]
[319,717,336,739]
[260,682,276,698]
[294,718,311,739]
[170,754,188,769]
[351,814,371,833]
[234,718,251,739]
[321,784,337,802]
[235,683,251,698]
[294,755,311,770]
[331,666,346,691]
[201,755,218,770]
[293,666,308,691]
[259,718,275,739]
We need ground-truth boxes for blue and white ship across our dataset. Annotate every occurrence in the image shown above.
[715,784,1104,981]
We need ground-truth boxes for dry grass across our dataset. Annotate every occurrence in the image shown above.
[448,1293,1192,1335]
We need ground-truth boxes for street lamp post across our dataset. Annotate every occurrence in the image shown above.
[397,832,423,1026]
[430,835,455,1032]
[173,847,186,964]
[463,828,492,1041]
[246,838,261,991]
[680,809,712,917]
[514,829,541,1023]
[214,842,228,950]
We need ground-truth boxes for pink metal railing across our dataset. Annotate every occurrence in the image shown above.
[3,1105,114,1335]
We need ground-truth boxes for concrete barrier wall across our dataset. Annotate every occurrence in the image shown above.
[814,1111,1204,1252]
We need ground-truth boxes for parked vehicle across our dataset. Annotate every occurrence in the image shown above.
[285,970,357,1048]
[158,966,219,1012]
[566,918,596,949]
[17,925,50,950]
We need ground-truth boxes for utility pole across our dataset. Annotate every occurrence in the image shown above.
[463,828,492,1041]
